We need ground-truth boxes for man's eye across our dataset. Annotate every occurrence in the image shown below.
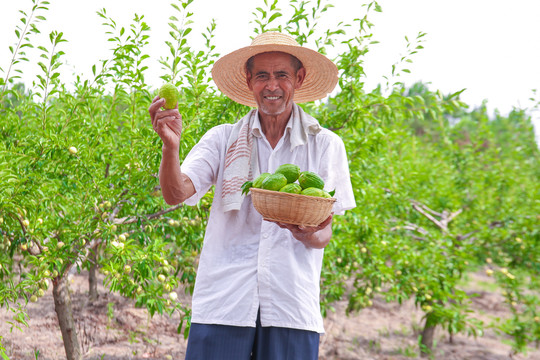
[256,75,269,80]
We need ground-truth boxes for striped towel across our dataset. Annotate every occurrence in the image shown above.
[222,110,259,212]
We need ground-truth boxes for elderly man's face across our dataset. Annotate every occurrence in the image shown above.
[246,52,305,118]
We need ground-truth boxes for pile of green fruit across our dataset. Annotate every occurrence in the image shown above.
[241,164,334,198]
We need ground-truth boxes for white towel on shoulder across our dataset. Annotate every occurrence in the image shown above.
[222,110,259,212]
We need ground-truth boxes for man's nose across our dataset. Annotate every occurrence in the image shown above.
[265,76,280,91]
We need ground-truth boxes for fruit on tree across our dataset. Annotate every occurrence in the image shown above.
[68,146,78,154]
[39,280,50,290]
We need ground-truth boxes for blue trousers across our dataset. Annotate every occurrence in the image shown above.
[185,311,320,360]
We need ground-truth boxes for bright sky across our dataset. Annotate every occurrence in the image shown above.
[1,0,539,142]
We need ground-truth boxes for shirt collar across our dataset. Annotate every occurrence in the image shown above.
[251,111,263,138]
[250,109,294,139]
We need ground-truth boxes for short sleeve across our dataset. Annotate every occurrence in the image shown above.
[181,125,229,206]
[317,131,356,215]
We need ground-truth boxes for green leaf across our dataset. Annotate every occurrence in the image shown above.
[268,12,282,23]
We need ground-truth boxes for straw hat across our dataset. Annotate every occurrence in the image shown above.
[211,32,338,107]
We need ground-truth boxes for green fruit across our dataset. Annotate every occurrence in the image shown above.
[261,173,288,191]
[252,173,271,188]
[320,190,332,198]
[158,83,180,109]
[275,164,300,183]
[279,183,302,194]
[300,187,327,197]
[39,280,49,290]
[298,171,325,190]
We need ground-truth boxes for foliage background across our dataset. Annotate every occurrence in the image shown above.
[1,0,539,358]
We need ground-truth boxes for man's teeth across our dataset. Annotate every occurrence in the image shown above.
[266,96,280,100]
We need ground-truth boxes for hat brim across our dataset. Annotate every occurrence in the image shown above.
[211,44,338,107]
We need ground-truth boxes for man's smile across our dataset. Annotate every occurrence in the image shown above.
[264,95,283,101]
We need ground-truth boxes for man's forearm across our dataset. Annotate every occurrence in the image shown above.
[159,145,195,205]
[301,224,332,249]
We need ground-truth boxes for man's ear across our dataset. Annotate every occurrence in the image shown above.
[246,71,253,91]
[295,67,306,89]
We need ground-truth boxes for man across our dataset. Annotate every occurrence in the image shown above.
[149,32,355,360]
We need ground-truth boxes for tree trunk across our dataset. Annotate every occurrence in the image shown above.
[53,276,82,360]
[88,251,98,302]
[420,311,436,358]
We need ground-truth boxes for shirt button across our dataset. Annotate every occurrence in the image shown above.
[262,233,269,239]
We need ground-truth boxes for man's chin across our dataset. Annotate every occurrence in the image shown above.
[258,103,290,117]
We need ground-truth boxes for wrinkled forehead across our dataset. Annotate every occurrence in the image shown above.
[246,51,303,74]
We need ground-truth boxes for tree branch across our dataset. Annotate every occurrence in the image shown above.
[112,203,184,225]
[411,202,448,233]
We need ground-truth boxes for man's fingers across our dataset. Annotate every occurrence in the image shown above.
[149,98,165,116]
[319,214,333,228]
[155,115,178,131]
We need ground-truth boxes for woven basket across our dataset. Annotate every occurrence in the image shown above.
[250,188,336,227]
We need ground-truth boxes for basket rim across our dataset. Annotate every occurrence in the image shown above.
[250,187,337,203]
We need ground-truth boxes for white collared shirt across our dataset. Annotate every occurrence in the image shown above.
[181,111,355,333]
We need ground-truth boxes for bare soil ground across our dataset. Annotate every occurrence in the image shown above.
[1,271,539,360]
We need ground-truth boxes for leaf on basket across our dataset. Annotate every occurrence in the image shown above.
[328,189,336,197]
[241,181,253,196]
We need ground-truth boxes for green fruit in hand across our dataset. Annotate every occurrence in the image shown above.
[298,171,325,190]
[279,183,302,194]
[252,173,271,188]
[261,173,288,191]
[275,164,300,183]
[158,83,180,109]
